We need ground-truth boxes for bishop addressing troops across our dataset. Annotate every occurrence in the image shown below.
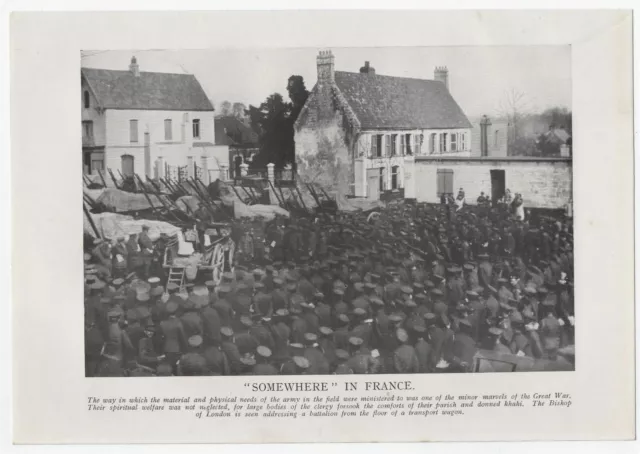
[85,189,574,377]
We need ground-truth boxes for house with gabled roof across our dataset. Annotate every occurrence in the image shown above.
[81,56,229,182]
[294,50,473,199]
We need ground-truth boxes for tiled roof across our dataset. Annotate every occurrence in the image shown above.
[81,67,214,111]
[214,116,259,147]
[334,71,471,130]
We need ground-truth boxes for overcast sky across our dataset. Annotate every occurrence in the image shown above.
[81,46,571,119]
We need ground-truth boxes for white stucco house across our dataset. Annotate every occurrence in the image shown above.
[294,50,473,199]
[81,57,229,182]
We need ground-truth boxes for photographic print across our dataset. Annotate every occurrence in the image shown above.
[82,46,574,377]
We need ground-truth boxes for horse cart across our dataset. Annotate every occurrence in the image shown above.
[162,222,236,291]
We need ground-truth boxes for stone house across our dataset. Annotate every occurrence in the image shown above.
[294,50,472,199]
[81,57,229,182]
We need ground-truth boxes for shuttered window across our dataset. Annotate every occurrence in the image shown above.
[391,165,399,189]
[371,134,383,158]
[451,133,457,151]
[429,133,436,154]
[437,169,454,197]
[129,120,139,143]
[384,135,391,157]
[164,119,173,140]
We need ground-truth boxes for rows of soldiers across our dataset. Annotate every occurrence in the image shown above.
[85,196,575,376]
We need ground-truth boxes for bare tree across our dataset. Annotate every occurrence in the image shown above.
[219,100,232,116]
[232,102,247,120]
[495,88,530,142]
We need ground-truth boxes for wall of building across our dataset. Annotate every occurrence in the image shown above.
[295,86,352,195]
[411,157,572,208]
[470,120,509,157]
[81,78,106,146]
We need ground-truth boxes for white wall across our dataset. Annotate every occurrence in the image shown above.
[81,78,106,146]
[411,158,573,209]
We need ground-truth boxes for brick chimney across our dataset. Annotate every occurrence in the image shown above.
[316,50,335,84]
[434,66,449,91]
[359,61,376,75]
[129,56,140,77]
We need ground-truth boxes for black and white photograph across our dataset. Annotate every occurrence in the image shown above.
[82,46,575,378]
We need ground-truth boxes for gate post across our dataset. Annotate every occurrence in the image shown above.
[220,163,229,182]
[240,163,249,177]
[266,163,275,183]
[201,156,210,184]
[187,156,194,178]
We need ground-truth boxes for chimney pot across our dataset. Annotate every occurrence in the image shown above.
[434,66,449,91]
[316,49,335,84]
[129,55,140,77]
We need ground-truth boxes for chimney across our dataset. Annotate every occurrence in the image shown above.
[434,66,449,91]
[359,61,376,75]
[316,50,335,84]
[129,56,140,77]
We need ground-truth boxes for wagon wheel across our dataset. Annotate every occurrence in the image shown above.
[225,239,236,273]
[211,243,225,285]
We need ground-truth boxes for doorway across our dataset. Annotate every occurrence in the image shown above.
[121,154,135,177]
[490,169,505,204]
[366,168,380,200]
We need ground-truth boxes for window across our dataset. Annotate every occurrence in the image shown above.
[399,135,406,156]
[451,133,457,152]
[192,119,201,139]
[82,120,94,143]
[415,134,422,155]
[371,134,383,158]
[391,165,399,190]
[437,168,454,197]
[429,133,437,154]
[384,135,391,157]
[494,130,499,148]
[461,132,467,151]
[129,120,139,143]
[164,119,173,140]
[379,167,385,192]
[83,91,90,109]
[440,133,448,153]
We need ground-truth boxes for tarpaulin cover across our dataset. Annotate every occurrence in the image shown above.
[95,188,170,213]
[84,211,181,241]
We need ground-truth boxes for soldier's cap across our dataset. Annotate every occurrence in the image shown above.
[430,288,444,297]
[112,278,125,286]
[136,306,151,319]
[289,306,302,315]
[353,307,366,316]
[353,282,365,292]
[151,286,165,297]
[319,326,333,336]
[188,335,203,348]
[414,293,427,302]
[537,287,549,295]
[488,326,504,336]
[530,266,542,274]
[413,324,427,333]
[465,290,479,299]
[217,285,232,294]
[463,264,475,271]
[220,326,234,337]
[253,268,266,276]
[285,273,297,283]
[400,286,413,295]
[524,287,537,295]
[369,273,380,281]
[333,288,345,296]
[522,308,536,320]
[435,255,444,262]
[166,301,179,314]
[403,299,417,309]
[389,314,403,323]
[148,276,161,285]
[349,337,364,346]
[424,280,435,289]
[499,301,513,311]
[286,283,297,291]
[240,316,253,327]
[100,296,112,305]
[335,349,350,360]
[254,282,265,290]
[93,238,104,246]
[257,346,272,358]
[289,342,304,350]
[273,278,284,286]
[91,281,106,290]
[396,328,409,343]
[137,292,150,302]
[167,282,180,292]
[458,318,472,328]
[413,282,425,290]
[478,253,490,259]
[143,324,157,333]
[304,332,318,343]
[293,356,310,369]
[265,265,275,273]
[432,274,445,282]
[541,299,556,307]
[240,356,256,366]
[369,297,384,307]
[456,302,469,312]
[83,253,92,261]
[300,302,315,310]
[107,310,120,318]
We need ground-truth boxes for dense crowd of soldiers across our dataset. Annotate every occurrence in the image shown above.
[85,190,575,376]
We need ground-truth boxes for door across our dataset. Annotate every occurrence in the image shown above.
[121,154,135,177]
[490,169,505,204]
[234,156,243,179]
[366,168,380,200]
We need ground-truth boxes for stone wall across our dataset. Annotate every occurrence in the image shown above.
[295,86,353,195]
[412,157,572,209]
